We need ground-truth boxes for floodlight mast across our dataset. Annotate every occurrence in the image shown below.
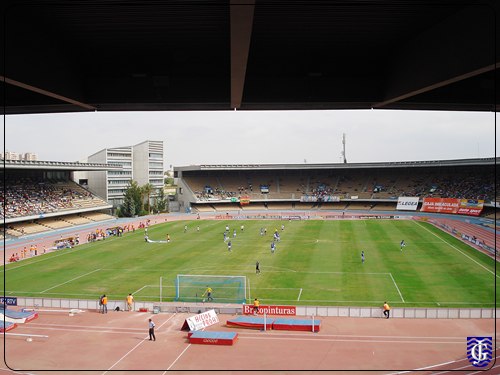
[342,133,347,164]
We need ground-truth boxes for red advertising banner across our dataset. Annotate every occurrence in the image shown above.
[420,198,483,216]
[240,196,250,206]
[243,304,296,316]
[421,198,460,214]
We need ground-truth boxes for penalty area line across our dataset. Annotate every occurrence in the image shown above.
[40,269,102,293]
[297,288,303,301]
[389,273,405,303]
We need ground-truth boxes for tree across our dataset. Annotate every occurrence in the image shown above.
[141,183,155,214]
[153,187,168,213]
[120,180,142,217]
[121,192,136,217]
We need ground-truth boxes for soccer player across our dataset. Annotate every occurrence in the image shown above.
[400,240,406,251]
[256,261,260,274]
[184,225,188,233]
[227,240,232,252]
[233,229,237,237]
[281,224,285,231]
[202,286,213,302]
[361,251,365,264]
[241,224,244,231]
[166,234,170,243]
[271,241,276,254]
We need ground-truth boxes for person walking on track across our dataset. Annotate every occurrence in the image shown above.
[148,318,156,341]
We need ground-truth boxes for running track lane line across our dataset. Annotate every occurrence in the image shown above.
[414,222,498,278]
[164,343,192,372]
[101,313,177,375]
[40,268,102,293]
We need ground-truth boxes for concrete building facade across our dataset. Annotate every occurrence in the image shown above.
[80,140,164,208]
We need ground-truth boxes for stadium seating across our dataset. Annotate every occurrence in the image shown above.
[1,179,109,219]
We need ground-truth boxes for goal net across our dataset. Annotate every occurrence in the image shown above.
[175,274,247,303]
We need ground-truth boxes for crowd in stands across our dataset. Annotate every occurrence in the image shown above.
[398,173,494,201]
[195,185,242,201]
[188,168,496,203]
[1,179,102,219]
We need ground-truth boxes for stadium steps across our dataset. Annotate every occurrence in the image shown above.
[36,218,73,230]
[81,213,115,222]
[62,215,92,225]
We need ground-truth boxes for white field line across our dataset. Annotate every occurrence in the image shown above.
[389,273,405,302]
[40,268,102,293]
[1,237,121,273]
[297,288,303,301]
[102,313,177,375]
[132,285,152,295]
[415,221,498,278]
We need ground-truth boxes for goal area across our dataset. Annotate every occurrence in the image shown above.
[175,274,247,303]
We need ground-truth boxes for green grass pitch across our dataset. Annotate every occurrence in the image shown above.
[2,219,497,308]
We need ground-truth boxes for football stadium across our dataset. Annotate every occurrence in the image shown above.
[2,1,499,373]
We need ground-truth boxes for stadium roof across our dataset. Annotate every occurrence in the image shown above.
[2,159,122,171]
[175,157,499,172]
[1,0,498,114]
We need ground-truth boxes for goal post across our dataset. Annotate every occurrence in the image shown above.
[175,274,247,303]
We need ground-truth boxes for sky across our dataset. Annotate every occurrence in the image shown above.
[3,109,497,169]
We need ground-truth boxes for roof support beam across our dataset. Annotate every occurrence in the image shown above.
[373,5,496,109]
[1,76,96,111]
[230,0,255,109]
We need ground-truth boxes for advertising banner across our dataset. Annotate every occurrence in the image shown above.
[0,297,17,306]
[457,199,484,216]
[421,198,460,214]
[421,198,483,216]
[396,197,419,211]
[243,304,296,316]
[239,196,250,206]
[300,195,318,202]
[182,309,219,331]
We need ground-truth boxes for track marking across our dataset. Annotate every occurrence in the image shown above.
[102,313,176,374]
[389,273,405,302]
[240,336,464,344]
[40,268,101,293]
[415,221,498,278]
[388,354,500,374]
[297,288,303,301]
[165,342,192,372]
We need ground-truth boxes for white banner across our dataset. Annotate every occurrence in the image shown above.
[185,309,219,331]
[396,197,419,211]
